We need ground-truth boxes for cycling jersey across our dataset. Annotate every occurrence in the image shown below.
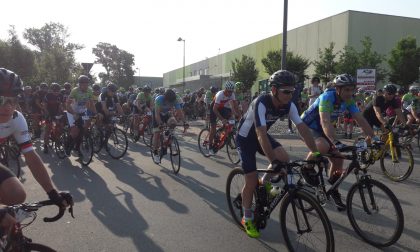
[213,90,236,109]
[68,87,94,114]
[32,90,47,113]
[302,90,359,132]
[0,111,33,153]
[402,93,415,109]
[136,92,152,107]
[98,92,119,112]
[204,90,214,105]
[154,95,181,114]
[44,93,64,116]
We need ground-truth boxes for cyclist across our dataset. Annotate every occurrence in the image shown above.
[402,85,419,110]
[0,68,71,209]
[363,84,406,130]
[65,75,97,156]
[208,81,240,156]
[151,88,184,163]
[204,86,218,124]
[133,85,153,140]
[31,82,48,138]
[301,74,376,211]
[43,83,64,153]
[237,70,320,238]
[61,82,72,103]
[97,83,123,126]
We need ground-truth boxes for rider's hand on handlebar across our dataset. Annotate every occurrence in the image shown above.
[310,151,322,160]
[47,189,74,209]
[333,140,347,151]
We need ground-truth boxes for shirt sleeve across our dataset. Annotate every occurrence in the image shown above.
[289,102,303,125]
[347,99,360,114]
[254,100,267,127]
[12,113,33,153]
[318,94,333,113]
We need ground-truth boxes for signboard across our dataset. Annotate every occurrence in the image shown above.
[357,68,376,90]
[82,63,94,74]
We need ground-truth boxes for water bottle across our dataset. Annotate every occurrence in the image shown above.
[356,138,367,151]
[270,186,281,198]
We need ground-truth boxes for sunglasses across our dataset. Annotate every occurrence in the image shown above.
[0,96,15,106]
[278,89,295,95]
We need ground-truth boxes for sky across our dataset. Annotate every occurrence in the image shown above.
[1,0,419,78]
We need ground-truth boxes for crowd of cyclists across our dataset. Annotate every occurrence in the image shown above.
[0,65,417,250]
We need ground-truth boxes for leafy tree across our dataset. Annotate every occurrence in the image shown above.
[358,36,386,82]
[336,45,359,76]
[92,42,135,89]
[313,42,338,83]
[231,54,259,92]
[388,36,420,86]
[261,50,310,82]
[23,22,83,84]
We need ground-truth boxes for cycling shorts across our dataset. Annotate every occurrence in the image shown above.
[210,105,232,125]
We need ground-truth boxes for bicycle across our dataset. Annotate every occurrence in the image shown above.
[149,124,181,174]
[357,125,414,182]
[0,197,74,251]
[198,119,239,164]
[92,116,128,159]
[299,144,404,247]
[125,112,153,146]
[0,137,22,178]
[226,162,334,252]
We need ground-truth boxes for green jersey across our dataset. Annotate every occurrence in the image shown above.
[136,92,152,107]
[402,93,415,109]
[68,87,94,113]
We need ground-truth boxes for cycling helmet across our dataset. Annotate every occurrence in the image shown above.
[164,88,177,103]
[107,83,118,92]
[24,85,32,91]
[235,82,243,90]
[210,86,218,93]
[143,85,151,92]
[333,74,355,87]
[78,75,90,84]
[40,82,48,90]
[160,87,166,94]
[383,84,397,95]
[0,68,23,97]
[185,89,191,94]
[311,76,320,83]
[92,84,101,92]
[224,81,235,91]
[51,83,61,92]
[409,85,419,92]
[269,70,295,87]
[63,82,72,89]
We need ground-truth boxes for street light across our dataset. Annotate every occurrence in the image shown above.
[177,37,185,92]
[136,67,140,86]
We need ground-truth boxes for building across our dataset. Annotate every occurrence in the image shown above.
[163,10,420,93]
[133,76,163,90]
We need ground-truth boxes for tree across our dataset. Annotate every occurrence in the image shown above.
[313,42,338,83]
[336,45,359,76]
[231,54,259,92]
[388,36,420,86]
[358,36,386,82]
[261,50,310,82]
[92,42,135,89]
[23,22,83,84]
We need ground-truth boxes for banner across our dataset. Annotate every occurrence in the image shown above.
[357,69,376,90]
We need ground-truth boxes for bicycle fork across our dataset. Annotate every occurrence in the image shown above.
[356,175,378,215]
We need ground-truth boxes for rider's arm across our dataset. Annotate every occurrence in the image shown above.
[352,112,374,137]
[395,106,406,125]
[116,103,123,115]
[289,103,318,153]
[411,107,420,121]
[101,101,110,116]
[319,111,337,143]
[23,151,55,193]
[212,103,226,122]
[373,106,387,125]
[229,100,241,118]
[256,126,276,162]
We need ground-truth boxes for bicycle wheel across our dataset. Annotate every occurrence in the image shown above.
[346,178,404,247]
[1,145,21,178]
[226,135,240,165]
[106,128,128,159]
[379,145,414,182]
[169,136,181,174]
[142,125,153,147]
[54,132,69,159]
[198,128,211,157]
[91,126,103,154]
[226,168,246,227]
[24,242,56,251]
[79,135,94,166]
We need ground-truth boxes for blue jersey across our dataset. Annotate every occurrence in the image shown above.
[154,95,181,114]
[301,89,359,132]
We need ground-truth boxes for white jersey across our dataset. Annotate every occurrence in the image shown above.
[0,111,33,153]
[214,90,236,109]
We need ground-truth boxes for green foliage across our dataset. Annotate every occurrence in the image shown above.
[92,42,135,89]
[313,42,338,83]
[336,45,359,76]
[358,37,386,81]
[261,50,310,82]
[388,36,420,86]
[231,54,259,92]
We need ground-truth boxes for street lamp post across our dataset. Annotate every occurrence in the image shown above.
[136,67,140,86]
[281,0,288,70]
[177,37,186,92]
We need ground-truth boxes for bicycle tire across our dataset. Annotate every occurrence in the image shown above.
[79,134,94,166]
[106,128,128,159]
[0,145,21,178]
[226,134,240,165]
[379,145,414,182]
[169,136,181,174]
[280,190,334,252]
[226,168,246,227]
[346,178,404,247]
[198,128,211,157]
[24,242,56,251]
[91,126,103,154]
[142,126,153,147]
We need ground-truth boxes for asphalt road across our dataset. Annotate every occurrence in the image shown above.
[19,126,420,252]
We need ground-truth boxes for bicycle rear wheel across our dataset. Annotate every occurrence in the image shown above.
[198,128,211,157]
[226,135,240,165]
[169,136,181,174]
[347,178,404,247]
[106,128,128,159]
[280,190,334,252]
[379,145,414,182]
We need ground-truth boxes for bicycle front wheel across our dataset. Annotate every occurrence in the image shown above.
[91,126,103,154]
[106,128,128,159]
[380,144,414,182]
[226,168,246,227]
[79,135,94,166]
[142,125,153,147]
[226,135,240,165]
[169,136,181,174]
[347,178,404,247]
[280,190,334,252]
[198,128,211,157]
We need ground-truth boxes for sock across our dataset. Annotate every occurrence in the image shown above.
[243,207,253,221]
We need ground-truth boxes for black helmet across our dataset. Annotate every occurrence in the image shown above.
[311,76,320,83]
[63,82,72,89]
[51,82,61,92]
[40,82,48,90]
[143,85,151,92]
[92,84,101,91]
[107,83,117,92]
[210,86,218,93]
[268,70,295,88]
[0,68,23,97]
[333,74,355,87]
[164,88,177,103]
[78,75,90,84]
[383,84,397,95]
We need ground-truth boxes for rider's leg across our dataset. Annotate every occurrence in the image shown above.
[0,166,26,205]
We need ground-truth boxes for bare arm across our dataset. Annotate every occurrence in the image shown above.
[320,111,336,143]
[373,106,386,125]
[296,123,318,153]
[256,126,276,162]
[23,151,54,193]
[395,108,406,125]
